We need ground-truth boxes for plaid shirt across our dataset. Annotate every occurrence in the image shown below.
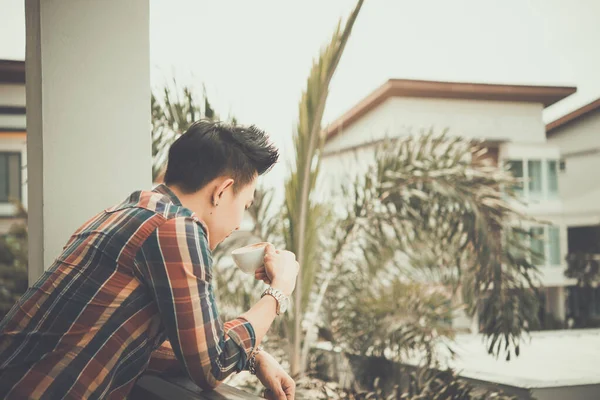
[0,184,256,399]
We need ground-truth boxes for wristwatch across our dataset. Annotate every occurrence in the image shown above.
[261,287,289,315]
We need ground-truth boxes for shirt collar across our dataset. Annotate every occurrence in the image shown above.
[152,184,211,243]
[153,184,183,206]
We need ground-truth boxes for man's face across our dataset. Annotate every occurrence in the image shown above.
[205,176,256,250]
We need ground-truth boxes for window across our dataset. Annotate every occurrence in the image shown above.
[507,160,524,196]
[567,286,600,319]
[0,152,21,203]
[528,225,562,267]
[506,158,559,201]
[548,226,561,265]
[530,227,546,265]
[547,160,559,199]
[528,160,543,200]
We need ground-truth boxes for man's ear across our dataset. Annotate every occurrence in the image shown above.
[212,178,234,205]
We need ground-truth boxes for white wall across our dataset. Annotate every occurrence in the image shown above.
[320,95,572,290]
[0,114,26,130]
[319,145,374,201]
[26,0,151,282]
[324,97,546,154]
[321,97,560,216]
[0,84,26,107]
[547,110,600,226]
[0,83,26,132]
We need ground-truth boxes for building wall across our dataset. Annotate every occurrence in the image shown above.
[0,81,27,234]
[547,109,600,227]
[0,83,26,108]
[0,133,27,217]
[0,83,26,131]
[0,114,26,130]
[320,95,571,325]
[325,97,547,154]
[546,110,600,326]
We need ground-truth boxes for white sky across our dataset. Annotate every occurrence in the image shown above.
[1,0,600,187]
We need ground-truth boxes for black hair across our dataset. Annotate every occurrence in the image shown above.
[164,120,279,194]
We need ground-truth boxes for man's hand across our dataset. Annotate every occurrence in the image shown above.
[254,351,295,400]
[254,244,299,296]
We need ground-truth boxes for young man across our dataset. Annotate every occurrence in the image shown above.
[0,121,298,400]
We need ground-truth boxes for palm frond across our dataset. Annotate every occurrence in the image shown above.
[284,0,364,377]
[327,131,541,362]
[151,80,226,181]
[326,276,455,365]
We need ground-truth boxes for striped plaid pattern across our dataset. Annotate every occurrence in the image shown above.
[0,185,255,399]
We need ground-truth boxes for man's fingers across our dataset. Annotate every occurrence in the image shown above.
[254,268,271,285]
[255,271,266,279]
[265,243,276,255]
[264,388,285,400]
[264,388,275,400]
[283,378,295,399]
[255,272,270,281]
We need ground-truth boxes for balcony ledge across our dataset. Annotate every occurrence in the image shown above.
[130,374,261,400]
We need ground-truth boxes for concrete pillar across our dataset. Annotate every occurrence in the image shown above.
[546,287,566,324]
[25,0,151,284]
[555,287,566,322]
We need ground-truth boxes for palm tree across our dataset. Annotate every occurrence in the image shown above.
[284,0,365,378]
[148,6,540,392]
[151,82,227,181]
[0,203,28,320]
[323,133,540,365]
[358,367,519,400]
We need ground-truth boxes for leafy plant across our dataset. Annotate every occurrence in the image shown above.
[323,133,540,363]
[565,252,600,286]
[357,368,521,400]
[0,203,28,320]
[284,0,365,377]
[151,82,230,181]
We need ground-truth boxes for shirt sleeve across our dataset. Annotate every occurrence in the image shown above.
[136,216,256,389]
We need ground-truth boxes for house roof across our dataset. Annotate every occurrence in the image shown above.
[546,97,600,135]
[0,59,25,84]
[324,79,577,142]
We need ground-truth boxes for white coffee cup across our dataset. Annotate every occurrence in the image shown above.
[231,242,269,274]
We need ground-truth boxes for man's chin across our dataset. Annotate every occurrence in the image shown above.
[211,237,227,251]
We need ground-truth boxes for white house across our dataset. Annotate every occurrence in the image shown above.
[0,60,27,234]
[320,78,577,329]
[547,97,600,326]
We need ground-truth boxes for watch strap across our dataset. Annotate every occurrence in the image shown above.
[261,287,288,315]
